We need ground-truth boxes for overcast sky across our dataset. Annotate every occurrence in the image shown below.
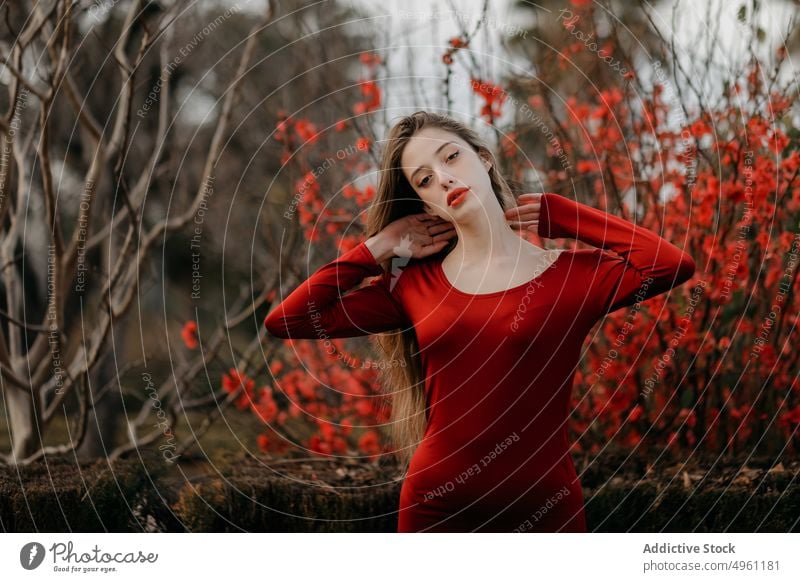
[202,0,797,136]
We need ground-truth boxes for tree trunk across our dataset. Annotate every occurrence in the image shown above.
[76,163,127,461]
[76,347,121,460]
[6,387,40,463]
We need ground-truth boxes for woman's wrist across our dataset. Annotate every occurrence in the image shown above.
[364,233,396,264]
[537,192,571,240]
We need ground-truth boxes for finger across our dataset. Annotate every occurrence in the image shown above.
[431,229,457,242]
[508,220,538,230]
[420,239,450,256]
[505,207,539,220]
[505,201,541,213]
[428,223,456,236]
[508,200,541,212]
[508,221,540,232]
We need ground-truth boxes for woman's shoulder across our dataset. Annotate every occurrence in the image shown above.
[542,247,621,276]
[367,251,435,295]
[562,246,620,264]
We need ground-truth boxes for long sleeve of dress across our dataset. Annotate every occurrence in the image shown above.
[263,241,411,339]
[537,192,696,315]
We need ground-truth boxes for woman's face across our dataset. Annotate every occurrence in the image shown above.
[400,126,494,222]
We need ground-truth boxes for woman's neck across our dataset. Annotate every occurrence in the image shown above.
[446,210,545,266]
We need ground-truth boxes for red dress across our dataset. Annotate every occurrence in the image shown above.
[264,193,696,532]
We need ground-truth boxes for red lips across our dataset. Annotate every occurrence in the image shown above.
[447,187,469,207]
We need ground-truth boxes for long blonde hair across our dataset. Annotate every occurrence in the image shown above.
[366,111,516,471]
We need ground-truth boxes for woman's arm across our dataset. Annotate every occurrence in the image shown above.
[263,239,411,339]
[537,192,696,314]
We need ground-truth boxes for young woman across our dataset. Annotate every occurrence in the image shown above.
[264,110,695,533]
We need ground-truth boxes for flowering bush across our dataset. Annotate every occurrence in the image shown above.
[208,22,799,461]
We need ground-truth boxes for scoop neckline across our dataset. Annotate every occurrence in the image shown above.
[435,249,568,298]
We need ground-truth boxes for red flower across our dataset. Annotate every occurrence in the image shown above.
[354,399,372,416]
[257,434,270,451]
[294,119,319,144]
[318,419,336,441]
[356,137,371,151]
[335,119,347,132]
[361,81,380,101]
[341,418,353,436]
[359,52,382,67]
[528,95,544,108]
[667,431,679,447]
[354,80,382,113]
[361,184,375,203]
[469,77,507,121]
[332,437,348,454]
[342,184,358,199]
[449,37,467,49]
[251,387,278,423]
[358,429,381,457]
[688,119,711,138]
[576,159,599,173]
[181,321,198,350]
[222,368,256,411]
[295,171,319,199]
[779,407,800,427]
[309,434,332,455]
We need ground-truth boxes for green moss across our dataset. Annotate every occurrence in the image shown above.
[171,455,401,532]
[585,483,800,532]
[3,452,799,532]
[0,456,159,532]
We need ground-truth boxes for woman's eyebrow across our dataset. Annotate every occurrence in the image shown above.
[410,141,456,181]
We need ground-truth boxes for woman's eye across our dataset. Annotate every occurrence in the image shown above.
[416,152,457,187]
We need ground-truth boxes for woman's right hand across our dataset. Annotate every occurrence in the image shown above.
[505,192,543,232]
[366,213,456,262]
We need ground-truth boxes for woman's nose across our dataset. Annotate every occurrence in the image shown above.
[436,170,454,188]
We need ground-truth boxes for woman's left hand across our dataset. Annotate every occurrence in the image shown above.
[505,192,543,232]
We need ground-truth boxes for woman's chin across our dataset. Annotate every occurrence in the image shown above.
[445,198,483,221]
